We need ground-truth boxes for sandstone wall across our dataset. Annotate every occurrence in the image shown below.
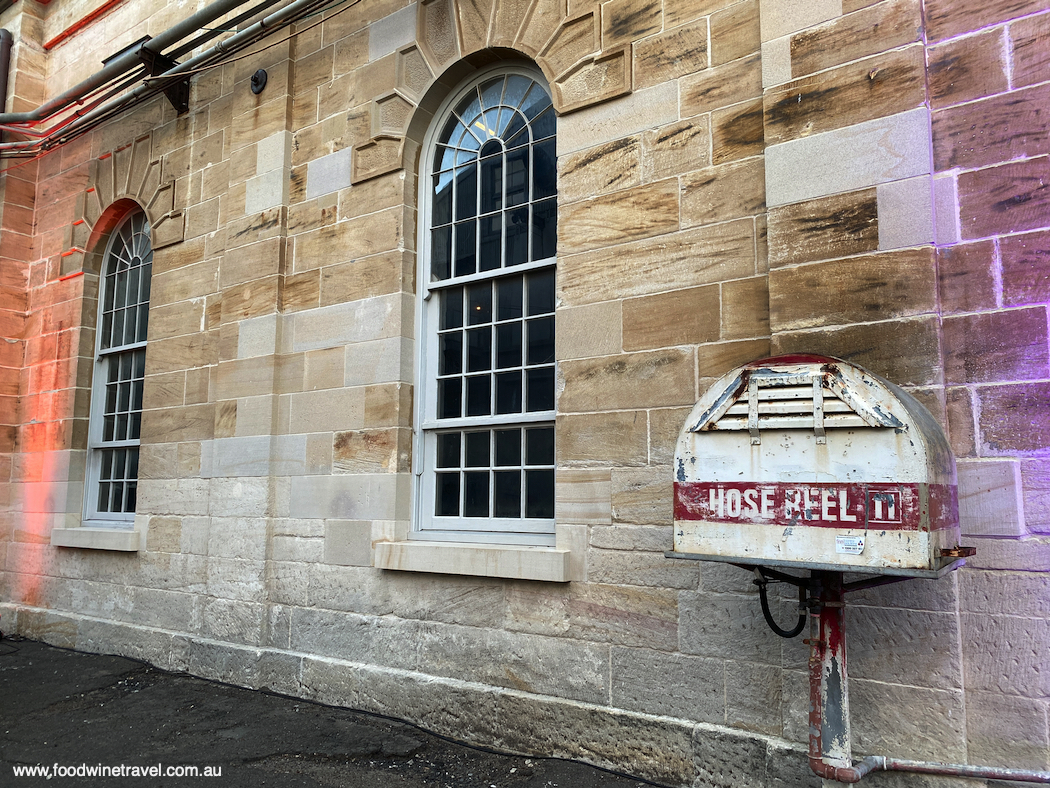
[0,0,1047,785]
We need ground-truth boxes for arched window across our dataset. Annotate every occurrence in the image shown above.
[416,66,557,545]
[84,209,152,525]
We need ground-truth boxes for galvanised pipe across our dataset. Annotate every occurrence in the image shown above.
[0,0,336,153]
[0,0,277,125]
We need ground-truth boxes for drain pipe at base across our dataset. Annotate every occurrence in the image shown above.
[804,570,1050,784]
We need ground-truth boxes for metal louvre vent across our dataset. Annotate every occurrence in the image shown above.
[701,372,888,445]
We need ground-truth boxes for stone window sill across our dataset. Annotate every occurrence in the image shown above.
[51,527,141,552]
[374,540,572,582]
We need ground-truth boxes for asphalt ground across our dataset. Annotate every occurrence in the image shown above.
[0,636,657,788]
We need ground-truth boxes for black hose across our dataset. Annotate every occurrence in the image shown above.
[755,574,807,638]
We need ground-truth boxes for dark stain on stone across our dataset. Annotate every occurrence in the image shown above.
[608,0,660,41]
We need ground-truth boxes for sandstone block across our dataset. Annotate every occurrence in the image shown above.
[588,547,699,588]
[847,606,963,689]
[791,0,921,79]
[551,48,632,114]
[555,468,613,524]
[959,566,1050,617]
[928,27,1008,109]
[1022,459,1050,535]
[622,285,720,350]
[773,317,941,386]
[721,275,768,340]
[559,219,756,307]
[934,84,1050,173]
[937,241,996,314]
[979,381,1050,454]
[757,0,840,42]
[763,45,926,147]
[1011,10,1050,89]
[559,347,695,412]
[725,660,782,735]
[643,117,711,181]
[285,473,407,520]
[769,248,937,331]
[557,82,678,156]
[767,188,878,267]
[634,18,709,90]
[959,155,1050,240]
[559,178,679,255]
[710,0,760,66]
[1002,228,1050,307]
[681,52,761,116]
[495,691,694,786]
[925,0,1045,42]
[712,98,764,164]
[556,410,648,466]
[558,137,641,205]
[602,0,660,49]
[765,107,931,208]
[556,301,622,360]
[611,646,724,721]
[610,466,673,525]
[849,680,967,762]
[648,406,692,465]
[943,307,1049,385]
[679,590,783,662]
[966,690,1050,771]
[332,427,408,473]
[681,157,765,226]
[323,519,373,566]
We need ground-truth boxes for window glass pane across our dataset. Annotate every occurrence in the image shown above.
[103,415,115,442]
[97,482,111,512]
[101,313,112,349]
[527,269,555,316]
[525,469,555,518]
[441,287,463,329]
[496,323,522,369]
[479,214,501,272]
[455,163,477,221]
[141,263,152,303]
[438,378,462,419]
[520,84,549,120]
[480,77,504,109]
[125,482,137,514]
[454,221,476,277]
[506,207,528,267]
[439,332,463,375]
[480,155,502,214]
[437,433,460,468]
[495,429,520,466]
[504,112,527,147]
[526,316,555,365]
[136,303,149,342]
[497,276,523,320]
[526,367,555,412]
[431,227,452,281]
[128,448,139,480]
[433,172,453,224]
[494,471,521,518]
[467,283,491,324]
[531,105,555,141]
[466,375,491,416]
[465,431,489,467]
[467,327,492,372]
[436,472,460,516]
[464,471,489,517]
[129,412,141,441]
[495,371,522,414]
[506,146,529,207]
[532,138,556,200]
[100,450,113,480]
[525,427,555,466]
[532,199,557,261]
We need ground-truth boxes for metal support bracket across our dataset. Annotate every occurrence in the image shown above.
[138,48,189,114]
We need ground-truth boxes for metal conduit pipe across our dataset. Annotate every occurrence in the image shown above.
[0,0,334,153]
[807,572,1050,784]
[0,0,278,125]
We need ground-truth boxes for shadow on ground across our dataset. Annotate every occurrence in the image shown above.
[0,638,657,788]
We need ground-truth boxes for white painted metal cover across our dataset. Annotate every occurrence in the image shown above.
[673,355,962,572]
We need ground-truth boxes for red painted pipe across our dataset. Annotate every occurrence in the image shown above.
[807,571,1050,784]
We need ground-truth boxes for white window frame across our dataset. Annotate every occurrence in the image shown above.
[413,63,558,547]
[82,209,152,529]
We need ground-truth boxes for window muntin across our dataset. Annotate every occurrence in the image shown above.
[419,69,556,545]
[86,210,152,524]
